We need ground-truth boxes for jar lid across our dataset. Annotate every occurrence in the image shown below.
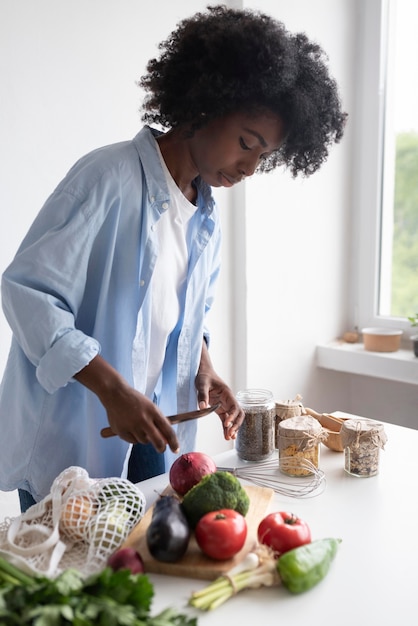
[340,419,388,448]
[275,393,303,412]
[275,401,303,415]
[236,388,274,405]
[276,401,303,408]
[277,415,323,436]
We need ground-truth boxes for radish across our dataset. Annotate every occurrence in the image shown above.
[107,547,144,574]
[169,452,217,496]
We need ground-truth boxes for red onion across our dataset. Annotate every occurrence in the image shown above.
[169,452,217,496]
[107,547,144,574]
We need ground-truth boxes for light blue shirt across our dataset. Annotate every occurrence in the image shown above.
[0,126,221,500]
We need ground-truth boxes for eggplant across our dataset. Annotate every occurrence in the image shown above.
[146,495,191,562]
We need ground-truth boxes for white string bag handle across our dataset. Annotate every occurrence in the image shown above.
[0,466,146,578]
[3,468,86,576]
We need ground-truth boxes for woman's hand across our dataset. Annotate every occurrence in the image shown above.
[195,342,244,440]
[75,355,179,453]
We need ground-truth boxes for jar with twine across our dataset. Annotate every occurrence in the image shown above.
[277,415,328,476]
[340,419,387,477]
[275,394,304,448]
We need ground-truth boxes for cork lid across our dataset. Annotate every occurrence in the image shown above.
[340,419,388,448]
[277,415,323,436]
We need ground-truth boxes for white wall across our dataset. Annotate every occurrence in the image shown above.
[0,0,416,466]
[241,0,355,406]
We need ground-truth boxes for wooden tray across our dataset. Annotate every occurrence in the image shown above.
[123,485,274,580]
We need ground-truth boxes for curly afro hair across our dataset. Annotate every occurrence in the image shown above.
[139,4,347,177]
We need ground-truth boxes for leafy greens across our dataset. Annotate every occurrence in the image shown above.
[0,556,197,626]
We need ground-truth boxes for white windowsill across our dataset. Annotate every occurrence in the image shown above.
[316,340,418,385]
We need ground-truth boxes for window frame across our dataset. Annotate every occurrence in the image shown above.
[351,0,413,338]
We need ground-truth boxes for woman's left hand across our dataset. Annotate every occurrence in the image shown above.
[195,342,245,440]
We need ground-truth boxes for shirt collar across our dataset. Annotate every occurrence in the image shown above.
[132,126,215,215]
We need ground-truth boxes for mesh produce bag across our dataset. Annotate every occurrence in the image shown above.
[0,466,146,578]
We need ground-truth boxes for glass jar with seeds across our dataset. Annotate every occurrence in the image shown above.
[235,389,275,462]
[340,419,387,477]
[277,415,327,476]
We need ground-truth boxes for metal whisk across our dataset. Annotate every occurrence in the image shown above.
[217,457,326,498]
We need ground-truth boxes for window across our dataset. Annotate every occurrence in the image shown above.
[380,0,418,318]
[353,0,418,334]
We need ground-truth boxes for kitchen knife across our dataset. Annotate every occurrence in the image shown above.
[100,402,221,438]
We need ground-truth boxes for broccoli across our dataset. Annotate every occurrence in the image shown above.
[181,471,250,528]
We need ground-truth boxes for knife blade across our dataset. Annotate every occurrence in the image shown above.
[100,402,221,438]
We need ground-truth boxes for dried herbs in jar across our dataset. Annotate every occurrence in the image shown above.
[236,389,275,462]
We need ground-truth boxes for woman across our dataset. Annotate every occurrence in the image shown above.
[0,5,346,511]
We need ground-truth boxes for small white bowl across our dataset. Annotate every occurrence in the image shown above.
[362,327,402,352]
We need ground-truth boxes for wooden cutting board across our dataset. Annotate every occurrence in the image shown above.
[123,485,274,580]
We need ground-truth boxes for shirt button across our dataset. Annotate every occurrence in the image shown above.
[151,224,156,231]
[150,196,155,203]
[162,202,169,210]
[139,279,145,287]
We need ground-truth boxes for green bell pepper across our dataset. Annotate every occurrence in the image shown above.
[276,537,341,594]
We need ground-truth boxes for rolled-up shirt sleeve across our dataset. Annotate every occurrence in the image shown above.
[36,330,100,393]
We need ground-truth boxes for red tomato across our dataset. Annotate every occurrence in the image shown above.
[195,509,248,560]
[257,511,311,556]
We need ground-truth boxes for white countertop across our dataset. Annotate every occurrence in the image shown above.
[136,421,418,626]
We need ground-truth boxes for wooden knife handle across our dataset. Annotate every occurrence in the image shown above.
[101,426,115,438]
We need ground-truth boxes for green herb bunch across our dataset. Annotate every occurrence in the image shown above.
[0,556,197,626]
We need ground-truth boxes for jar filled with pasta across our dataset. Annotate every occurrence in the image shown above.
[277,415,327,476]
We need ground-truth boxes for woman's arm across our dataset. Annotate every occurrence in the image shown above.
[74,355,180,453]
[194,341,244,440]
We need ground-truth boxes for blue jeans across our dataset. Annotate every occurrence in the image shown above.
[18,489,37,513]
[127,442,165,483]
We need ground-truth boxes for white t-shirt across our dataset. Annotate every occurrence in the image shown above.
[132,145,196,398]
